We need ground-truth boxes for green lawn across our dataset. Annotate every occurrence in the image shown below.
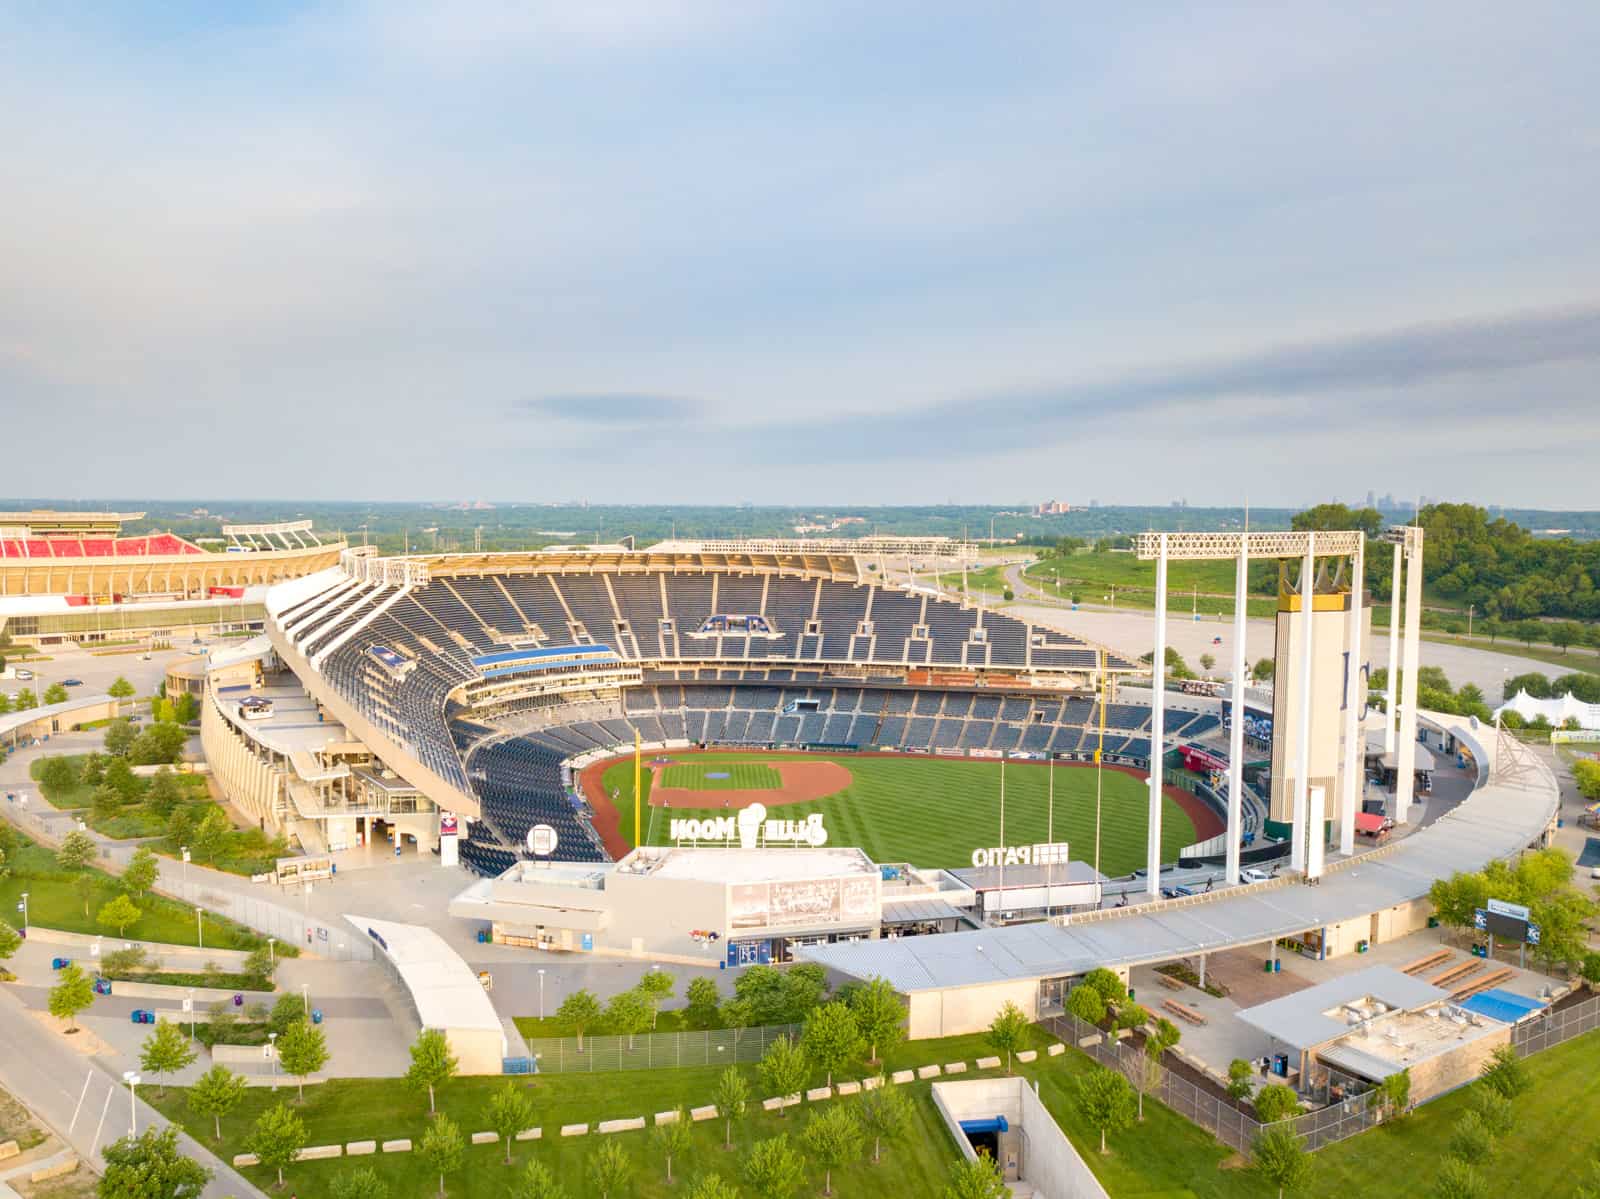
[659,761,784,791]
[149,1028,1062,1199]
[601,752,1194,874]
[0,838,271,951]
[28,754,97,810]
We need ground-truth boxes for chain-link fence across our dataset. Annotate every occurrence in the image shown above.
[1512,991,1600,1056]
[524,1022,802,1074]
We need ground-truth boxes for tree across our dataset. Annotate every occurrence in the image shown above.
[49,962,95,1032]
[1081,966,1127,1007]
[685,1176,739,1199]
[139,1019,197,1097]
[1447,1110,1495,1164]
[269,991,306,1035]
[405,1027,459,1114]
[43,682,69,705]
[1074,1067,1135,1154]
[419,1114,465,1198]
[330,1165,389,1199]
[130,722,188,765]
[801,1001,861,1088]
[638,969,675,1029]
[1251,1125,1312,1199]
[1115,1002,1149,1033]
[37,755,77,797]
[174,692,200,724]
[100,1125,211,1199]
[986,1001,1031,1074]
[98,893,143,937]
[803,1102,863,1197]
[56,828,97,870]
[742,1134,804,1198]
[686,976,723,1029]
[145,769,183,817]
[1134,1017,1181,1119]
[122,846,160,900]
[940,1153,1008,1199]
[0,922,20,965]
[1371,1068,1411,1120]
[247,1101,308,1190]
[74,870,97,918]
[486,1082,535,1164]
[1432,1158,1488,1199]
[104,719,137,757]
[14,688,37,711]
[605,988,653,1050]
[1065,984,1106,1026]
[1553,622,1584,653]
[108,675,136,700]
[587,1138,632,1199]
[652,1107,694,1184]
[514,1161,569,1199]
[0,692,9,714]
[848,976,906,1065]
[187,1063,247,1141]
[857,1076,913,1165]
[277,1016,330,1103]
[1469,1088,1515,1138]
[191,807,231,863]
[1253,1083,1302,1124]
[556,989,602,1051]
[758,1035,809,1114]
[1479,1044,1530,1099]
[1252,658,1275,682]
[1200,653,1216,674]
[715,1064,750,1149]
[1226,1059,1255,1102]
[243,943,278,987]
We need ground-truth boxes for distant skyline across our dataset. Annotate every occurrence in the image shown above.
[3,4,1598,505]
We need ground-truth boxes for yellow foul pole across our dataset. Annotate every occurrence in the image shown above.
[633,729,642,848]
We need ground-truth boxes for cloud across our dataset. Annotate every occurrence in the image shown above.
[715,304,1600,464]
[519,394,701,426]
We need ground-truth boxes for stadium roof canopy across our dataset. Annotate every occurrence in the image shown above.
[398,548,868,583]
[344,914,502,1035]
[801,715,1556,992]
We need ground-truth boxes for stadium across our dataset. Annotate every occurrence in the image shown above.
[253,543,1234,880]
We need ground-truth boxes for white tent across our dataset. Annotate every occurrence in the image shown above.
[1494,688,1600,731]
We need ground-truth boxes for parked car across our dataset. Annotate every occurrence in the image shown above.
[14,669,33,680]
[1240,867,1275,885]
[62,678,83,687]
[130,1009,156,1025]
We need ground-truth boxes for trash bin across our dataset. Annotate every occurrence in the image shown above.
[312,1009,324,1025]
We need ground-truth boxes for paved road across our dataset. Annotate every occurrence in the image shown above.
[0,981,261,1198]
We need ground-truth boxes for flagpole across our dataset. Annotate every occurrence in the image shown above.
[998,757,1006,921]
[1047,757,1055,913]
[633,729,642,849]
[1095,651,1106,907]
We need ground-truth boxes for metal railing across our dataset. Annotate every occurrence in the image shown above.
[523,1022,802,1074]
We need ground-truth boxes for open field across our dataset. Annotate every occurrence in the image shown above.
[148,1024,1599,1198]
[0,837,272,951]
[594,751,1200,874]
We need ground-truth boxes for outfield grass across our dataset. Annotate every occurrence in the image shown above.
[659,761,783,791]
[602,752,1194,874]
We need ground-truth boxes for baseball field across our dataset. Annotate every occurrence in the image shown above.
[584,749,1208,874]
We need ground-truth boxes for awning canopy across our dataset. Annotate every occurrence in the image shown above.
[1355,813,1387,834]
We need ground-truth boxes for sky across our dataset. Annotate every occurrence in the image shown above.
[2,3,1598,508]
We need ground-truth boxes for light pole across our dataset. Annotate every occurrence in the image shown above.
[268,1032,279,1089]
[19,892,28,935]
[121,1072,140,1138]
[180,846,190,887]
[537,969,546,1020]
[301,982,309,1018]
[196,908,203,950]
[187,988,196,1042]
[268,937,275,968]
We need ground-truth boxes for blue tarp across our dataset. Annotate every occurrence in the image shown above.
[1460,989,1545,1024]
[1577,837,1600,868]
